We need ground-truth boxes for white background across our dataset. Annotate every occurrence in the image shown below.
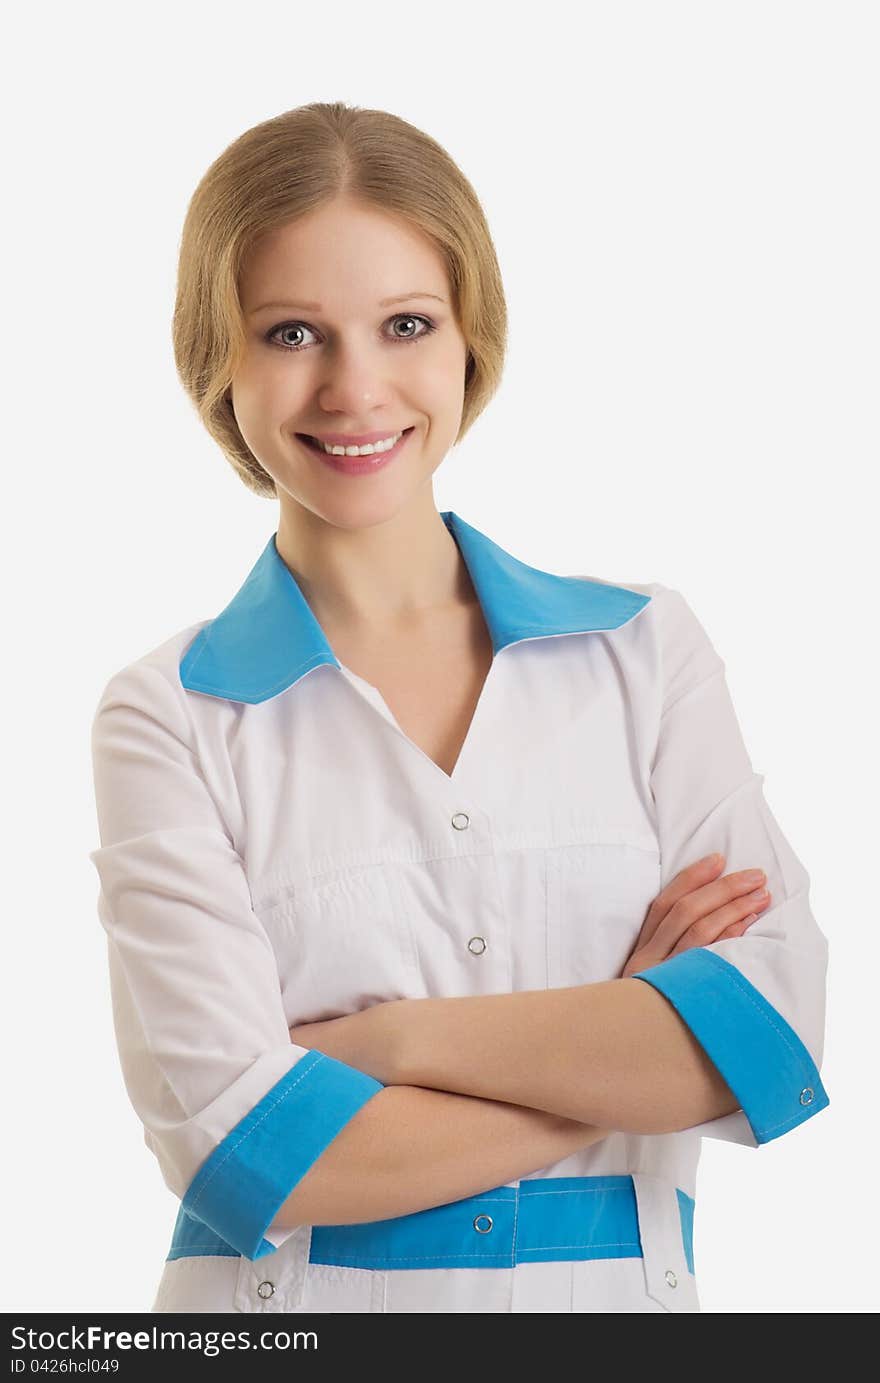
[3,0,877,1314]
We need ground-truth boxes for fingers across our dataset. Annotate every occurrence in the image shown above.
[715,913,761,941]
[665,893,769,958]
[662,872,770,953]
[633,852,725,951]
[632,852,773,969]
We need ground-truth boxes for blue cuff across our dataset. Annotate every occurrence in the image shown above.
[181,1050,384,1259]
[632,948,829,1144]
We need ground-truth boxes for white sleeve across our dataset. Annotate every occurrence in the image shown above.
[89,659,384,1259]
[631,585,831,1147]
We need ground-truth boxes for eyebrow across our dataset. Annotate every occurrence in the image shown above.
[247,292,447,316]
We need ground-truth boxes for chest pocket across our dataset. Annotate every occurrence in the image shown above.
[546,838,662,988]
[255,865,420,1023]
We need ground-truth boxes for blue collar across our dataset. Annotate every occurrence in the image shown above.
[179,510,652,703]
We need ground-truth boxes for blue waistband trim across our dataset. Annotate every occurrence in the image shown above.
[167,1174,695,1273]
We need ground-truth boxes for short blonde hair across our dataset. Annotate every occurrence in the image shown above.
[172,102,509,498]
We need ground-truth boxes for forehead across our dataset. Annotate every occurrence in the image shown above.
[239,201,449,313]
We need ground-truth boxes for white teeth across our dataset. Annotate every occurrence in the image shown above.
[314,430,404,457]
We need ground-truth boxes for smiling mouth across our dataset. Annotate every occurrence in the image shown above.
[297,427,414,454]
[294,426,416,476]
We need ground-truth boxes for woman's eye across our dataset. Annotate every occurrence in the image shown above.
[267,313,437,352]
[270,323,317,351]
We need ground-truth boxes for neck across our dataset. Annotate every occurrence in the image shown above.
[275,498,474,632]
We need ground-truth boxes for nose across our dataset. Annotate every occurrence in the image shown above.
[315,340,396,416]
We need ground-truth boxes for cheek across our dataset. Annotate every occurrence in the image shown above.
[235,348,303,405]
[411,357,466,425]
[234,374,307,448]
[432,339,467,386]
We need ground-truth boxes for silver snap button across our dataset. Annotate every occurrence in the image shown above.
[799,1087,814,1106]
[451,812,470,830]
[664,1269,678,1288]
[467,936,487,955]
[473,1214,493,1234]
[256,1280,275,1299]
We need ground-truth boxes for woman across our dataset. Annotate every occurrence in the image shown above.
[88,101,830,1314]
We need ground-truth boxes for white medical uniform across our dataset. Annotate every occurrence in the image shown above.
[88,510,830,1314]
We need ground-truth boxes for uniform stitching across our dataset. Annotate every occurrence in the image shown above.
[757,1104,824,1137]
[518,1186,630,1197]
[169,1245,240,1253]
[509,1190,520,1272]
[311,1242,642,1266]
[186,1055,329,1218]
[699,949,817,1083]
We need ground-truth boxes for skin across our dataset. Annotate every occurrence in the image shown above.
[232,192,473,637]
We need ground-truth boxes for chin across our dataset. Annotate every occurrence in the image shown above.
[290,489,413,534]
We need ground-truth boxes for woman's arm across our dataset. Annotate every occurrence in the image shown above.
[291,980,739,1133]
[277,1082,609,1229]
[288,860,780,1134]
[392,981,740,1132]
[287,860,772,1134]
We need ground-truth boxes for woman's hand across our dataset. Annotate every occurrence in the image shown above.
[289,998,409,1085]
[287,853,772,1080]
[620,852,772,979]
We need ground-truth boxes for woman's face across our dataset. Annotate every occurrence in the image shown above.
[232,196,469,531]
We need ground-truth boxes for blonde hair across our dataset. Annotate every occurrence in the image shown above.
[172,102,508,498]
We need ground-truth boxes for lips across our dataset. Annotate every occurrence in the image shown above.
[301,425,415,476]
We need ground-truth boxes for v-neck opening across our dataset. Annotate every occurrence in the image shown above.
[337,655,498,787]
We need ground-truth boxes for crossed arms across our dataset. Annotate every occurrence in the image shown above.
[287,977,740,1132]
[274,978,739,1229]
